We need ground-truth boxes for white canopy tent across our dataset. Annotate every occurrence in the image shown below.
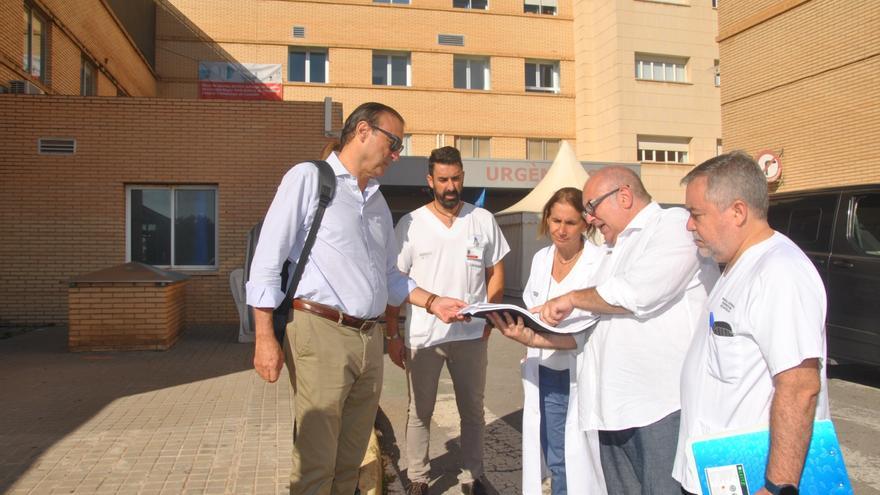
[499,140,589,214]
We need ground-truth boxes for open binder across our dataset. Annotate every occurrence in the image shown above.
[459,302,598,334]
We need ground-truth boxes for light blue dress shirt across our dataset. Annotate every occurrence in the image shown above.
[246,153,416,319]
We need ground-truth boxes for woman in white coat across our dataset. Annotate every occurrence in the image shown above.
[506,188,606,495]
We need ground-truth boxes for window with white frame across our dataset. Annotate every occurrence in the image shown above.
[372,52,410,86]
[456,136,491,158]
[127,186,218,269]
[524,0,556,14]
[714,59,720,87]
[635,54,688,83]
[454,56,490,90]
[289,48,328,83]
[526,138,560,160]
[716,139,723,156]
[712,0,718,8]
[637,135,690,163]
[23,4,46,81]
[81,56,96,96]
[453,0,488,9]
[400,134,413,156]
[525,60,559,92]
[374,0,410,4]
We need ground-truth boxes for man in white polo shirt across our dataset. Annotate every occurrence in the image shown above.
[674,152,829,495]
[386,146,509,495]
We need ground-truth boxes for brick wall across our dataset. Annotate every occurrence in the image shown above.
[0,0,155,96]
[719,0,880,192]
[0,95,341,327]
[68,281,188,351]
[154,0,578,158]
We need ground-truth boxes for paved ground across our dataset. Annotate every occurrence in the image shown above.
[1,325,879,495]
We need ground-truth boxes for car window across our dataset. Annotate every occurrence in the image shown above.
[852,193,880,256]
[768,194,836,252]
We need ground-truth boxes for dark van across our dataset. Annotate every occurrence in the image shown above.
[767,185,880,366]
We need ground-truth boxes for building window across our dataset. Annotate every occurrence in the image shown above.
[127,186,218,269]
[289,48,328,83]
[524,0,556,14]
[525,60,559,92]
[454,56,490,90]
[714,59,720,87]
[81,57,97,96]
[23,4,46,81]
[635,54,688,83]
[372,52,410,86]
[716,138,723,156]
[453,0,488,9]
[374,0,410,4]
[712,0,718,8]
[456,136,491,158]
[401,134,413,156]
[637,135,690,163]
[527,138,560,160]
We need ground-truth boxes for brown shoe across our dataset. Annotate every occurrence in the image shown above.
[461,479,488,495]
[407,481,429,495]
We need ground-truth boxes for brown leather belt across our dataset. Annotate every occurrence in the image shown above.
[292,299,380,332]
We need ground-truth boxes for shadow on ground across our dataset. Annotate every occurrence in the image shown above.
[0,324,250,493]
[376,407,521,495]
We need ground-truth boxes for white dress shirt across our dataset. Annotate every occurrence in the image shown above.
[578,202,720,431]
[246,153,416,319]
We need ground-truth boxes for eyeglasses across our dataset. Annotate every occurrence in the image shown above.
[370,125,404,153]
[582,187,621,217]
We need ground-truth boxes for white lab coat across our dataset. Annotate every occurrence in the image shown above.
[520,244,607,495]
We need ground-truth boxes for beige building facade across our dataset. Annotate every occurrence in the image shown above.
[1,0,720,327]
[154,0,720,203]
[1,0,156,97]
[717,0,879,192]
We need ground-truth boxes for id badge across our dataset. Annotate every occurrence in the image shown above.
[466,234,485,265]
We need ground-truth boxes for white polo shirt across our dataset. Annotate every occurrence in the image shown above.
[395,203,510,349]
[578,203,720,431]
[672,232,830,493]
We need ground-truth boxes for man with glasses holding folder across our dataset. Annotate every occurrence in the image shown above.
[674,152,829,495]
[248,102,467,495]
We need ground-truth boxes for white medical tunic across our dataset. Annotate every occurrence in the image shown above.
[673,232,830,494]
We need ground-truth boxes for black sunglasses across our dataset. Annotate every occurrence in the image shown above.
[370,125,404,153]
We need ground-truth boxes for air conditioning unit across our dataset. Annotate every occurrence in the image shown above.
[9,80,44,95]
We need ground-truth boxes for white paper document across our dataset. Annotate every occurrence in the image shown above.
[459,302,598,334]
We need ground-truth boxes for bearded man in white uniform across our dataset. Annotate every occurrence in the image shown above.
[386,146,509,495]
[674,151,830,495]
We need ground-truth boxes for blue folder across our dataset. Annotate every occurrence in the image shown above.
[690,419,852,495]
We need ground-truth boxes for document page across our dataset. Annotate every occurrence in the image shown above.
[459,302,598,334]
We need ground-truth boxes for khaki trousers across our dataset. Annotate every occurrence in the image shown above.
[405,337,488,484]
[283,310,384,495]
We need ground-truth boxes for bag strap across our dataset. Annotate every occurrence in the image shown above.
[283,160,336,301]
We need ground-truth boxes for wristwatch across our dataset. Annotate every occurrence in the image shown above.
[764,478,798,495]
[384,332,402,341]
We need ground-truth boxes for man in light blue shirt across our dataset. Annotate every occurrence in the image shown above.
[247,102,467,495]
